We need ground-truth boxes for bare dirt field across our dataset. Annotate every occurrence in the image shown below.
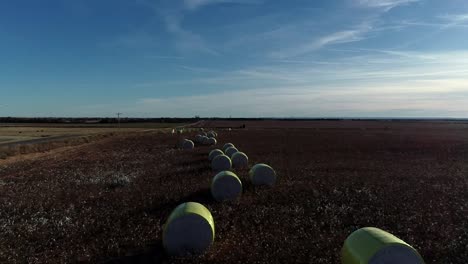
[0,121,467,263]
[0,123,187,160]
[0,123,186,145]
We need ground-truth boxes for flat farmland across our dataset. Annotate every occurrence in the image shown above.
[0,123,186,145]
[0,121,467,263]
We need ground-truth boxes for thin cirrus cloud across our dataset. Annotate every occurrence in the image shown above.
[354,0,420,11]
[438,13,468,24]
[270,24,373,58]
[183,0,264,10]
[127,49,468,118]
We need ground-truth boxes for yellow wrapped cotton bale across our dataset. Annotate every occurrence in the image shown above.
[163,202,215,256]
[211,154,232,172]
[209,149,224,161]
[231,152,248,168]
[207,137,217,146]
[211,171,242,202]
[224,147,238,158]
[182,139,194,150]
[195,135,203,143]
[341,227,425,264]
[222,143,235,152]
[249,163,277,186]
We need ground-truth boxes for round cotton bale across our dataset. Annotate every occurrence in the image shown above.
[207,131,216,138]
[222,143,235,152]
[195,135,203,143]
[211,171,242,202]
[224,147,238,158]
[207,137,217,146]
[182,139,195,150]
[211,154,232,171]
[249,163,277,186]
[163,202,215,256]
[201,136,210,145]
[231,152,248,168]
[208,149,224,161]
[341,227,425,264]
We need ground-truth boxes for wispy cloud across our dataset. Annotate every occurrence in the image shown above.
[183,0,263,10]
[270,23,373,58]
[439,13,468,24]
[355,0,420,11]
[130,75,468,117]
[162,13,219,55]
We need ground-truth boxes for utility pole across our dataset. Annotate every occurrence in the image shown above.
[116,113,122,128]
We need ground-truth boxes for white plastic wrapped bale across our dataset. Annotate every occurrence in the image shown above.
[249,163,277,186]
[222,143,235,152]
[341,227,425,264]
[208,149,224,161]
[231,152,248,168]
[211,171,242,202]
[163,202,215,256]
[202,136,210,145]
[182,139,195,150]
[211,154,232,171]
[207,137,217,146]
[201,131,207,136]
[195,135,203,143]
[207,131,216,138]
[224,147,238,158]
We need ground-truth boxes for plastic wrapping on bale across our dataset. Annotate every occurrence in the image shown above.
[231,152,248,168]
[195,135,203,143]
[222,143,235,152]
[207,137,217,146]
[249,163,277,186]
[211,154,232,171]
[202,136,210,145]
[341,227,425,264]
[181,139,194,150]
[224,147,238,158]
[209,149,224,161]
[211,171,242,202]
[208,131,218,138]
[163,202,215,256]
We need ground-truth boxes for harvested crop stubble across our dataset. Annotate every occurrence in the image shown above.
[1,122,467,264]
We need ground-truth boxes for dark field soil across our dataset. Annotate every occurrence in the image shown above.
[0,121,467,263]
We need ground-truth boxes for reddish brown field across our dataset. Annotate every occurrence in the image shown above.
[0,121,467,263]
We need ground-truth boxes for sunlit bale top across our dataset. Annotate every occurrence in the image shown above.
[163,202,215,256]
[211,171,242,202]
[341,227,425,264]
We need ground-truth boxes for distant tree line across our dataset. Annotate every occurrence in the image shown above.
[1,117,463,124]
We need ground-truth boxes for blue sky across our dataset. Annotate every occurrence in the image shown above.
[1,0,468,117]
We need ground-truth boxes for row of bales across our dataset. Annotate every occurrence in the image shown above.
[169,128,425,263]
